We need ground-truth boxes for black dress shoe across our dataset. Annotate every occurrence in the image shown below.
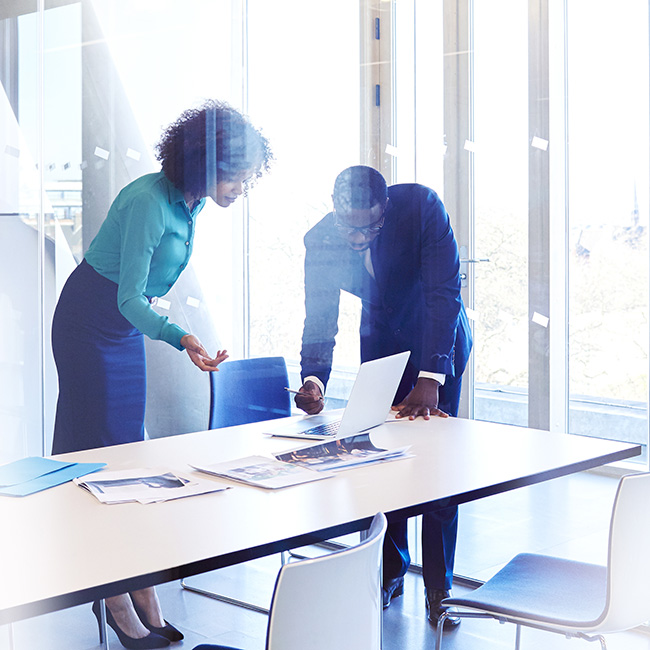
[425,589,461,627]
[132,601,184,642]
[382,576,405,609]
[91,601,170,649]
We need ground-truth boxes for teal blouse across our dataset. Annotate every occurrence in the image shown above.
[85,171,206,350]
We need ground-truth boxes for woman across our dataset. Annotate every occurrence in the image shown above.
[51,100,272,649]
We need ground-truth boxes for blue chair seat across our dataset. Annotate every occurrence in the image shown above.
[445,553,607,627]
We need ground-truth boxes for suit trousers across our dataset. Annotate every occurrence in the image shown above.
[382,365,463,591]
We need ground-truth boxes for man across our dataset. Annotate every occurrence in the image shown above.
[295,165,472,627]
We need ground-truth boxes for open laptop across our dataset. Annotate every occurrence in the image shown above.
[266,351,410,440]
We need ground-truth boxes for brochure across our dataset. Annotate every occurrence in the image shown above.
[191,455,333,489]
[74,468,230,504]
[274,432,411,472]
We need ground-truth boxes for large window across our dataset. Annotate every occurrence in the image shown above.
[1,0,648,462]
[246,0,363,396]
[566,1,649,454]
[390,0,649,460]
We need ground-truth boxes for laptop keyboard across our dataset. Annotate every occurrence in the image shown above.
[301,420,341,437]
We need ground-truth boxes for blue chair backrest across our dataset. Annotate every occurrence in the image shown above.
[209,357,292,429]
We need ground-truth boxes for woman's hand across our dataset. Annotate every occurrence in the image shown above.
[181,334,229,372]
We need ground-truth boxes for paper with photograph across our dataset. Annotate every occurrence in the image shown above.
[191,455,333,489]
[74,468,230,504]
[274,432,411,472]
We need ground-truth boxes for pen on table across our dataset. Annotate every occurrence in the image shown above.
[284,387,324,401]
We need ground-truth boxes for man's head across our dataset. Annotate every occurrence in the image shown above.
[332,166,388,251]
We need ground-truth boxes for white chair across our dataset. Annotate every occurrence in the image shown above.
[193,511,387,650]
[436,472,650,650]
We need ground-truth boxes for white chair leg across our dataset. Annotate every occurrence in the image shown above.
[435,611,448,650]
[180,577,270,614]
[578,632,608,650]
[7,622,15,650]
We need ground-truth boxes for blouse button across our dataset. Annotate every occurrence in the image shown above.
[185,241,189,246]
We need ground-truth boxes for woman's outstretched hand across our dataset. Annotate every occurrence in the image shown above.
[181,334,229,372]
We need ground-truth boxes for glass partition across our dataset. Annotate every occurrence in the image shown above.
[566,0,649,458]
[0,3,45,462]
[472,0,529,426]
[2,0,649,462]
[246,0,362,399]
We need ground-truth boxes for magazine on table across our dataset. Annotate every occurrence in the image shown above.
[190,455,333,489]
[74,468,230,504]
[274,432,411,472]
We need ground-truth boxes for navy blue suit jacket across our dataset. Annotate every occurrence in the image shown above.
[300,183,472,389]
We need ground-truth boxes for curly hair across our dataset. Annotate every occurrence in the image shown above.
[155,99,273,197]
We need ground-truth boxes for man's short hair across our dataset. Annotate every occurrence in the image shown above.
[332,166,387,213]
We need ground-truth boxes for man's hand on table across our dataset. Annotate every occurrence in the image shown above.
[391,377,449,420]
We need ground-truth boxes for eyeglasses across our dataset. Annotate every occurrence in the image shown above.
[333,211,385,237]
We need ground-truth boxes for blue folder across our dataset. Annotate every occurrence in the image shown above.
[0,457,106,497]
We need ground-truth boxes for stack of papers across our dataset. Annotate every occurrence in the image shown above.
[0,457,106,497]
[192,433,411,490]
[191,456,332,490]
[74,468,230,504]
[274,432,411,472]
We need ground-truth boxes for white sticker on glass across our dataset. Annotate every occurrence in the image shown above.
[531,136,549,151]
[531,311,549,328]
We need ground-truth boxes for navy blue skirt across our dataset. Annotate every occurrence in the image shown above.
[51,259,146,454]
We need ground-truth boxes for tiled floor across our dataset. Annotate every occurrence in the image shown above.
[3,470,650,650]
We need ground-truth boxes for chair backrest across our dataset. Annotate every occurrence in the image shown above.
[209,357,291,429]
[601,472,650,632]
[265,512,388,650]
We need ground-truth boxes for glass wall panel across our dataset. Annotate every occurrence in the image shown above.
[5,0,649,463]
[7,0,251,452]
[473,0,529,426]
[394,0,444,191]
[246,0,362,398]
[567,1,649,458]
[0,3,45,462]
[73,0,241,439]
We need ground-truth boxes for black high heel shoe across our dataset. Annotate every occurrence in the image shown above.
[91,600,170,649]
[132,600,184,642]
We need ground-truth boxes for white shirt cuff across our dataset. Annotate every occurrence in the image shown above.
[303,375,325,395]
[418,371,446,386]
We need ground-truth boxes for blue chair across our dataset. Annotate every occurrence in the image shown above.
[436,472,650,650]
[182,357,293,613]
[208,356,291,429]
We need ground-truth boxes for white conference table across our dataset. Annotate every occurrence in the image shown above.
[0,415,640,625]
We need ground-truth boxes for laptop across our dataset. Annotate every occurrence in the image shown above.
[266,351,410,440]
